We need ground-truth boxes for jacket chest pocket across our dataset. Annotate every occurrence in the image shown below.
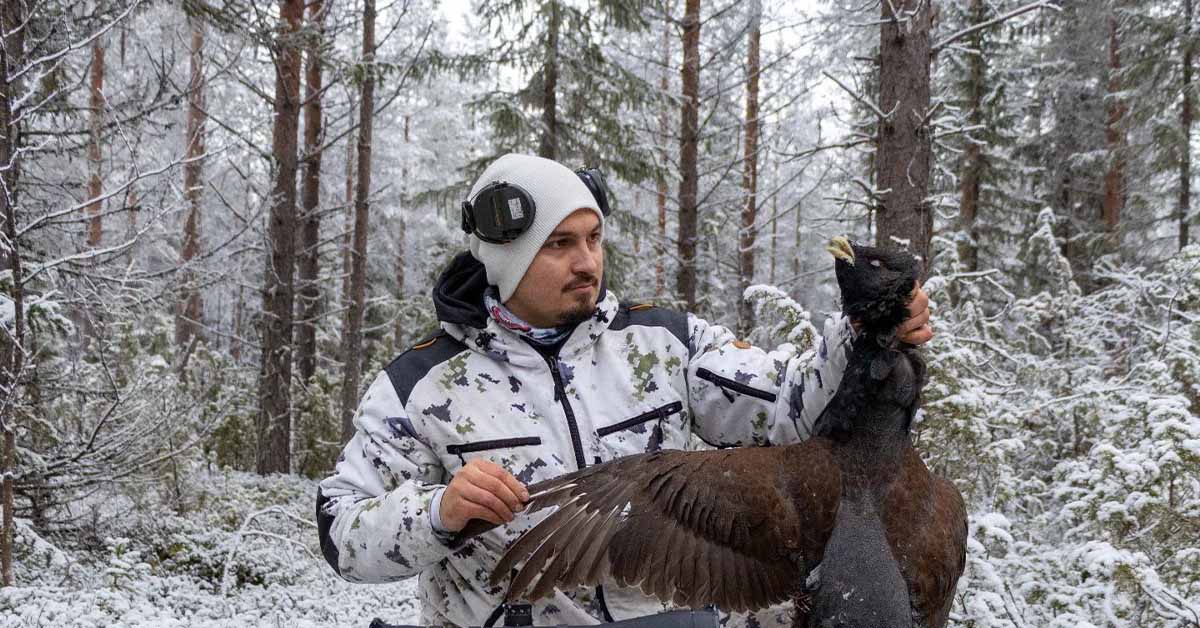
[596,401,683,453]
[446,436,542,467]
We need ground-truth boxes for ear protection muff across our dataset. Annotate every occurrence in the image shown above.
[460,181,536,244]
[574,167,611,217]
[461,167,612,244]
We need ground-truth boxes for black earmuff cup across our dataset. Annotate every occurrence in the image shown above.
[464,181,537,244]
[576,168,611,217]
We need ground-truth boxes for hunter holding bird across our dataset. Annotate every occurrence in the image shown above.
[316,153,933,627]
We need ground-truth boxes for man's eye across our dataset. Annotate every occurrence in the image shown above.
[547,240,566,249]
[588,232,601,243]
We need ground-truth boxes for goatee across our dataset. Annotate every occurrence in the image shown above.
[556,302,595,327]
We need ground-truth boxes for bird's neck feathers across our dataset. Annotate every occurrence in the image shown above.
[834,339,923,444]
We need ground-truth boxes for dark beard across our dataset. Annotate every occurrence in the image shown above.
[556,302,595,327]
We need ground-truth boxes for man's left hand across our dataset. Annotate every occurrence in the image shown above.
[898,282,932,346]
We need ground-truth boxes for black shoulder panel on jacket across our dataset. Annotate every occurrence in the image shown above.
[383,330,468,407]
[610,303,689,349]
[316,487,341,576]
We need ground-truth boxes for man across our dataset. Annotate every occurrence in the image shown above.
[317,154,932,626]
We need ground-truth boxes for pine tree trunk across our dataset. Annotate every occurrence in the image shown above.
[656,1,672,299]
[737,0,761,337]
[957,0,985,273]
[176,15,205,349]
[539,2,559,160]
[125,186,138,233]
[792,198,802,301]
[394,113,409,352]
[1182,0,1193,251]
[342,103,356,305]
[1103,13,1126,245]
[0,0,25,588]
[676,0,701,311]
[86,36,105,247]
[296,0,326,383]
[257,0,304,475]
[770,156,778,285]
[875,0,933,274]
[339,0,375,444]
[232,284,244,361]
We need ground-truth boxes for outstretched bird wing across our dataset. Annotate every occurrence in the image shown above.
[490,443,841,612]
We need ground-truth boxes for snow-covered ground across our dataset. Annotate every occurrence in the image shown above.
[1,470,420,628]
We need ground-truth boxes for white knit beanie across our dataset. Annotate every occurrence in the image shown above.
[467,154,604,302]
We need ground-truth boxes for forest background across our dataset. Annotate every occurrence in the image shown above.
[0,0,1198,626]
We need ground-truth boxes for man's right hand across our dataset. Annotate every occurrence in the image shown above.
[439,459,530,532]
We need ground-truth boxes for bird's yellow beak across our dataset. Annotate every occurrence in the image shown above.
[826,236,855,266]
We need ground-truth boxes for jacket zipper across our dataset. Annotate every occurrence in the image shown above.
[596,401,683,437]
[446,436,542,457]
[544,355,588,470]
[538,346,612,621]
[695,367,777,402]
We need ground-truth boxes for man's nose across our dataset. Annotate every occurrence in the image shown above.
[570,240,599,275]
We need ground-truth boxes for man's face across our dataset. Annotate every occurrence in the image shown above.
[505,209,603,329]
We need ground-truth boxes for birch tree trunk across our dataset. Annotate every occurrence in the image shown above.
[296,0,326,384]
[676,0,701,311]
[339,0,376,444]
[875,0,934,274]
[257,0,304,475]
[176,15,206,349]
[737,0,761,337]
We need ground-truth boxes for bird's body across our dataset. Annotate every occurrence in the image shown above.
[472,238,968,628]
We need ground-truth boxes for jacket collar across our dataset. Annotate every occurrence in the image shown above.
[432,252,617,365]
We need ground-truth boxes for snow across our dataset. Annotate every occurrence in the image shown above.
[1,468,420,628]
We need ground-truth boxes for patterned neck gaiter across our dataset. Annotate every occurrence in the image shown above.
[483,288,575,346]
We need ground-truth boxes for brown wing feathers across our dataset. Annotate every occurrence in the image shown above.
[492,446,837,612]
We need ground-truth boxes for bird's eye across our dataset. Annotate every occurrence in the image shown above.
[870,259,881,267]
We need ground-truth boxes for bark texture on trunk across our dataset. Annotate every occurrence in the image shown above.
[676,0,701,311]
[0,0,25,588]
[1183,0,1193,251]
[769,156,778,285]
[875,0,934,275]
[1103,13,1126,244]
[177,16,206,349]
[957,0,984,272]
[257,0,304,475]
[394,114,409,353]
[341,102,356,306]
[538,2,559,160]
[296,0,326,383]
[339,0,376,444]
[737,0,761,337]
[87,37,105,247]
[656,1,672,299]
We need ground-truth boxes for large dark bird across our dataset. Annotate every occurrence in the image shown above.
[469,238,968,628]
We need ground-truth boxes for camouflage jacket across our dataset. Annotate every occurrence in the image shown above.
[317,253,854,627]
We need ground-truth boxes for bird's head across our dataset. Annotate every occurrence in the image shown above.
[826,236,921,338]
